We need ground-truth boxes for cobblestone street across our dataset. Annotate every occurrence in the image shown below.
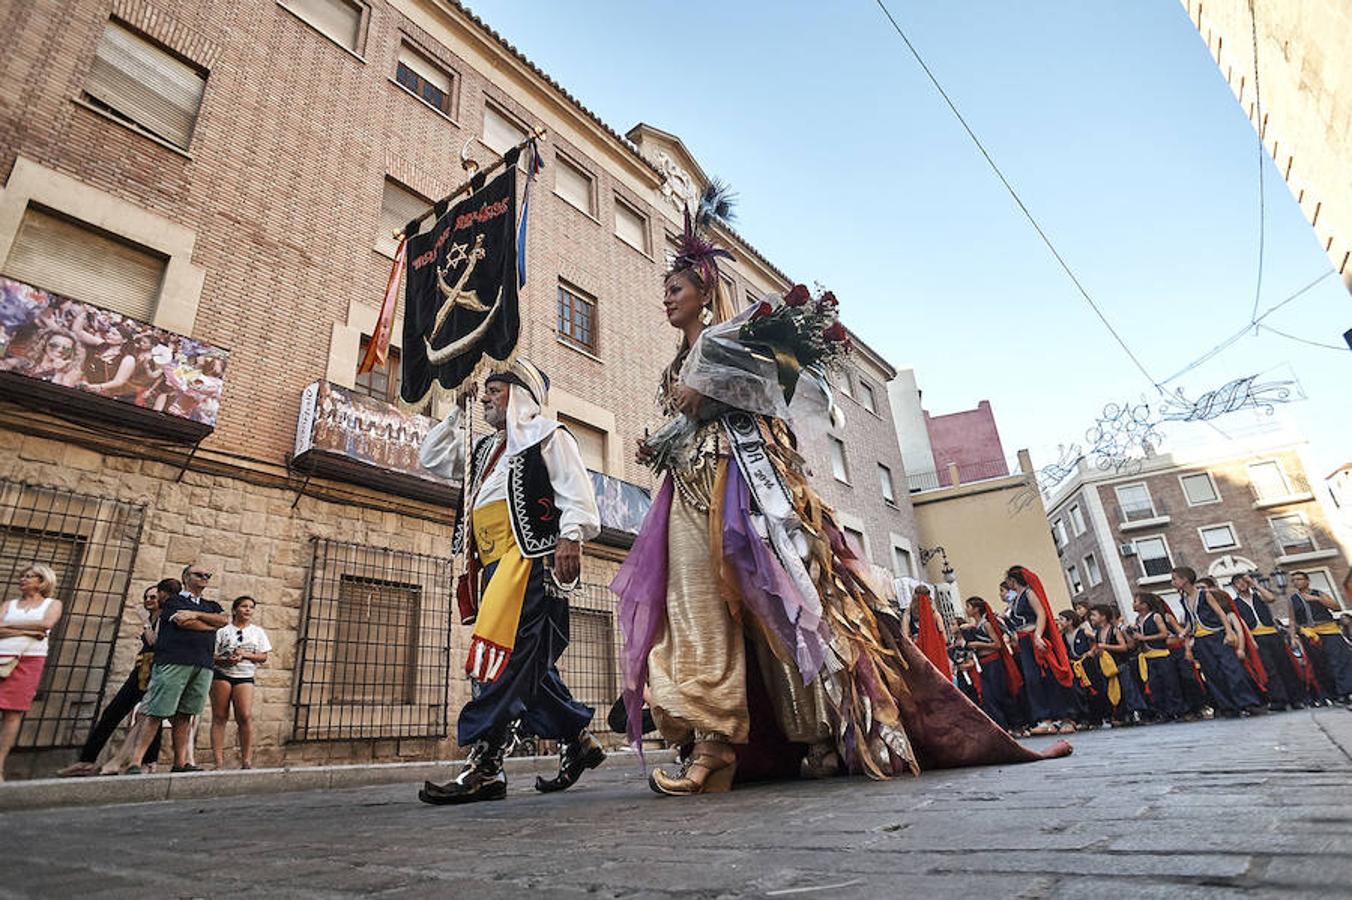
[2,708,1349,898]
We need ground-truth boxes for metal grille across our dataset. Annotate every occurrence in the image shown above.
[557,582,619,736]
[0,479,145,749]
[292,538,453,741]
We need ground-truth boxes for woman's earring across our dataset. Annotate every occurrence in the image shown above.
[700,305,714,326]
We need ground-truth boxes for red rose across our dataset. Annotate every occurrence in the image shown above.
[815,291,838,313]
[784,284,810,307]
[751,301,774,320]
[823,320,848,343]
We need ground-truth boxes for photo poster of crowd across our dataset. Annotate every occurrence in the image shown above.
[0,275,228,426]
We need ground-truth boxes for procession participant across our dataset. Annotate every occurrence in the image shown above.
[1133,593,1186,721]
[418,359,604,804]
[960,597,1024,731]
[1089,604,1148,725]
[1229,574,1296,710]
[613,194,1070,796]
[1005,565,1075,735]
[1198,576,1268,703]
[1058,609,1093,728]
[908,585,953,680]
[1172,567,1264,717]
[1288,571,1352,704]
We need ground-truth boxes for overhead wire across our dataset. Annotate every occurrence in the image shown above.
[1257,324,1350,352]
[1246,0,1266,325]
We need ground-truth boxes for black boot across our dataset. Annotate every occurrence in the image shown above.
[606,697,655,736]
[535,730,605,793]
[419,736,507,805]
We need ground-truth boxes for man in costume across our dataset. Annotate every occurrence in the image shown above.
[1288,570,1352,705]
[417,359,604,804]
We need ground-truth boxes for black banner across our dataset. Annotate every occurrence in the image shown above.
[401,157,519,405]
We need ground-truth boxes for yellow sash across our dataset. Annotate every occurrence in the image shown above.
[1138,648,1170,683]
[1071,658,1093,688]
[465,500,532,682]
[1302,622,1341,638]
[1251,625,1277,636]
[1193,624,1217,638]
[1098,652,1122,707]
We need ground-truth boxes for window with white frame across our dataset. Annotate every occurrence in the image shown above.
[1158,589,1183,619]
[1179,471,1220,506]
[1084,552,1102,586]
[1115,483,1156,522]
[843,525,867,560]
[556,281,597,353]
[1069,503,1086,535]
[1199,523,1239,552]
[554,154,594,216]
[482,101,526,155]
[84,20,208,150]
[1135,536,1172,578]
[878,463,896,505]
[1066,563,1083,594]
[857,379,877,413]
[828,436,849,483]
[281,0,365,52]
[614,197,649,253]
[892,545,914,578]
[395,43,454,116]
[1052,518,1068,548]
[1249,460,1292,501]
[1270,514,1316,555]
[1303,570,1341,606]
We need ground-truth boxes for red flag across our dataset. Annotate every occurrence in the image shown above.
[1224,594,1268,693]
[1014,566,1075,688]
[984,608,1024,696]
[357,236,407,376]
[913,594,952,680]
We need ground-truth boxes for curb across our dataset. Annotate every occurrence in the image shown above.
[0,748,676,813]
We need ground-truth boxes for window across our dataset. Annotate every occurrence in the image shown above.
[1084,552,1102,586]
[1270,514,1316,555]
[559,414,606,473]
[282,0,364,52]
[746,290,760,310]
[1249,460,1292,501]
[395,43,453,115]
[834,372,853,399]
[377,177,430,256]
[1069,503,1086,535]
[1158,589,1183,619]
[353,336,402,403]
[1052,519,1068,549]
[663,233,681,269]
[614,197,649,253]
[828,436,849,482]
[878,464,896,504]
[856,379,877,414]
[1135,536,1172,578]
[1180,472,1220,506]
[843,526,867,559]
[555,604,616,733]
[1303,571,1341,606]
[1066,563,1083,594]
[557,281,597,353]
[332,575,419,704]
[84,20,207,150]
[1116,483,1156,522]
[3,207,165,321]
[1200,523,1238,552]
[554,155,594,215]
[482,102,526,155]
[892,545,914,578]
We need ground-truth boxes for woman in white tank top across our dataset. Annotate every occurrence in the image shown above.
[0,564,65,782]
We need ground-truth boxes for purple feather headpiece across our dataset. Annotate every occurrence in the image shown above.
[670,179,737,289]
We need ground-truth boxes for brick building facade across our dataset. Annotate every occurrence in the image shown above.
[0,0,919,775]
[1046,439,1351,618]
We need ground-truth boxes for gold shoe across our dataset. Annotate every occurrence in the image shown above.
[649,750,737,796]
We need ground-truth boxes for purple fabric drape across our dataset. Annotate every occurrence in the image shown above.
[611,477,674,744]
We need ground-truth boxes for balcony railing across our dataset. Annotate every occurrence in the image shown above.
[0,275,229,442]
[907,457,1018,493]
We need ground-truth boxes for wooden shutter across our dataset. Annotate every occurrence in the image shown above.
[559,415,606,473]
[378,178,429,255]
[397,44,451,95]
[285,0,362,51]
[84,21,206,149]
[614,200,647,251]
[554,157,592,214]
[482,103,525,155]
[2,208,165,322]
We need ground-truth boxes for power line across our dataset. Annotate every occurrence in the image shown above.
[1247,0,1266,325]
[871,0,1164,392]
[1258,324,1351,352]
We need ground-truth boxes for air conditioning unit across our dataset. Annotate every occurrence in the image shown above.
[1120,543,1137,557]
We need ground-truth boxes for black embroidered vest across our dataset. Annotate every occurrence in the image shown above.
[452,432,564,560]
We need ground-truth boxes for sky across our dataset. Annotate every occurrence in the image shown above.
[468,0,1350,477]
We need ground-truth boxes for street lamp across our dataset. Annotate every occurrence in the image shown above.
[1272,569,1289,592]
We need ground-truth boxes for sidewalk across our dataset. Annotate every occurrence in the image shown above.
[0,747,676,813]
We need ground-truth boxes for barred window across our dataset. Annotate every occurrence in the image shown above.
[332,575,419,704]
[556,585,619,735]
[557,282,597,353]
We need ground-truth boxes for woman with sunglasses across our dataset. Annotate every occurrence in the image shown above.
[209,596,271,769]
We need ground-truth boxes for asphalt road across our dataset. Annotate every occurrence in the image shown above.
[2,708,1350,899]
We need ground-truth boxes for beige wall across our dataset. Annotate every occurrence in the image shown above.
[1181,0,1352,290]
[912,474,1071,613]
